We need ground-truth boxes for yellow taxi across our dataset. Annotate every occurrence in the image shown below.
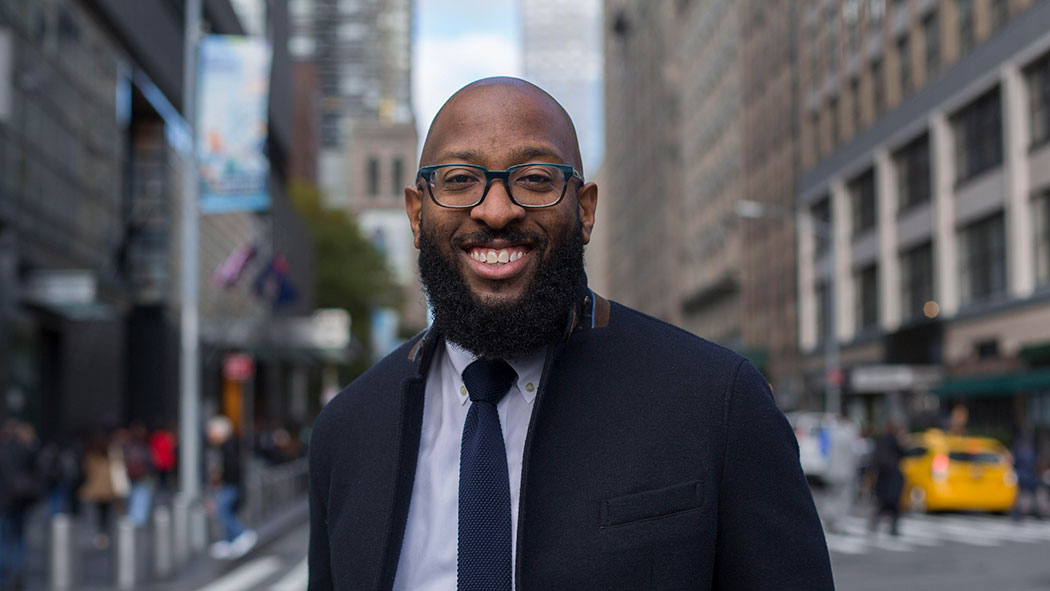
[899,429,1017,513]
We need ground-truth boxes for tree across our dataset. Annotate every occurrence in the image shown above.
[289,180,401,377]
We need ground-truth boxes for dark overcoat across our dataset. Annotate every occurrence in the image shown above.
[308,292,834,590]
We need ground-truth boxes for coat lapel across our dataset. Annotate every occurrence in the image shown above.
[377,331,441,590]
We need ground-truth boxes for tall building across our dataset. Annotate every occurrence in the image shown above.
[603,1,682,324]
[602,0,802,401]
[521,0,604,174]
[289,0,414,202]
[795,0,1050,433]
[739,1,804,405]
[0,0,322,437]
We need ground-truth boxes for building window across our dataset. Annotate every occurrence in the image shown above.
[957,0,974,55]
[900,242,934,322]
[988,0,1009,32]
[816,280,831,344]
[809,25,821,92]
[851,77,862,132]
[830,97,840,146]
[1034,191,1050,287]
[1027,51,1050,150]
[958,213,1007,305]
[850,169,877,236]
[923,12,940,79]
[975,339,1000,359]
[812,196,832,256]
[826,6,839,74]
[897,35,911,98]
[810,111,820,160]
[391,157,404,195]
[895,133,931,214]
[872,58,885,116]
[855,264,879,331]
[367,157,380,196]
[952,87,1003,184]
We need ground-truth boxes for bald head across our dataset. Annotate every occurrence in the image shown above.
[419,77,585,177]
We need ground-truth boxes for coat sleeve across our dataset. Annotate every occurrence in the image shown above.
[712,359,834,590]
[307,424,334,591]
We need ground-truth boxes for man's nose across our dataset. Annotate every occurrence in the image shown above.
[470,179,526,229]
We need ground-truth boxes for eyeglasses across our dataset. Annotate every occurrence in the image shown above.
[416,163,583,209]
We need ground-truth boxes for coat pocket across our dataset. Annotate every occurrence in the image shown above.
[600,480,704,528]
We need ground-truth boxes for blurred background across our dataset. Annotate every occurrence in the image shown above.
[2,0,1050,589]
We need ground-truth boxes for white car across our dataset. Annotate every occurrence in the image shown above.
[786,412,837,483]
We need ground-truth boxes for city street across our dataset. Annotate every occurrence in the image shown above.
[149,520,309,591]
[134,510,1050,591]
[19,497,1050,590]
[831,512,1050,590]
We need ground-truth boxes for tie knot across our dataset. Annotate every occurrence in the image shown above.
[462,358,517,404]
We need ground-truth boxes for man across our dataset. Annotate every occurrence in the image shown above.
[206,416,257,559]
[822,411,860,534]
[308,77,832,590]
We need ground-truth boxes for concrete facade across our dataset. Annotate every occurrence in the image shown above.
[796,0,1050,430]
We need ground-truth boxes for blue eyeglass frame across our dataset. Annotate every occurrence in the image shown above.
[415,162,584,209]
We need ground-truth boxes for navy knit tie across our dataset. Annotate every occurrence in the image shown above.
[458,358,517,591]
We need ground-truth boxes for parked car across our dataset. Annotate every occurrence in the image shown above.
[786,412,835,484]
[787,411,873,486]
[899,429,1017,513]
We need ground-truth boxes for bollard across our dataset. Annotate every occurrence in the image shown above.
[190,500,207,553]
[115,516,137,589]
[49,513,76,591]
[153,506,173,579]
[173,493,190,567]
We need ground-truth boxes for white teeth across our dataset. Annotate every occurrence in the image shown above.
[471,248,525,265]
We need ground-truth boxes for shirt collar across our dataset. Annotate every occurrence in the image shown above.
[445,341,545,406]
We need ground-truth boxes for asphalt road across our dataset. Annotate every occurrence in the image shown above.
[830,512,1050,590]
[166,511,1050,591]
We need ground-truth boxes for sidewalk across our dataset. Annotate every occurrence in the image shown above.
[18,492,309,591]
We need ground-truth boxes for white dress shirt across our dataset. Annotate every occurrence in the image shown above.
[392,341,545,591]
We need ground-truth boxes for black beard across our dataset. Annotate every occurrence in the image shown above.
[418,219,586,360]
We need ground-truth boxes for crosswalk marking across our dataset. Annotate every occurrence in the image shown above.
[827,514,1050,556]
[193,556,283,591]
[269,557,309,591]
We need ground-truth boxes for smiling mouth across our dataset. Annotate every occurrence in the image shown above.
[467,246,529,266]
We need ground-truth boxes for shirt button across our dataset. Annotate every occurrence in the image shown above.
[525,383,535,393]
[460,385,468,396]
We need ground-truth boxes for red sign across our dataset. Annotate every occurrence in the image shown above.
[223,353,255,382]
[826,368,845,388]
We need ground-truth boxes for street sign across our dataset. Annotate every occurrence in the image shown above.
[223,353,255,382]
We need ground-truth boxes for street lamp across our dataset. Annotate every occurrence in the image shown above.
[733,199,841,415]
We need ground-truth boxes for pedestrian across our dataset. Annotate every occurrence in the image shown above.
[206,415,256,559]
[148,423,177,495]
[823,410,860,534]
[78,432,121,550]
[0,420,42,591]
[40,436,82,516]
[307,77,833,590]
[124,421,154,526]
[870,421,905,536]
[1011,431,1042,521]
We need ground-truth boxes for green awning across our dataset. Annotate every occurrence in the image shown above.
[735,346,769,371]
[1020,341,1050,365]
[933,368,1050,398]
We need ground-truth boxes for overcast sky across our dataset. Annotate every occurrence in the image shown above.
[412,0,521,151]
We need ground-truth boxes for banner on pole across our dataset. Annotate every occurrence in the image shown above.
[197,35,272,213]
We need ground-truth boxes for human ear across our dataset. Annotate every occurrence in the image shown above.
[577,182,598,245]
[405,185,424,249]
